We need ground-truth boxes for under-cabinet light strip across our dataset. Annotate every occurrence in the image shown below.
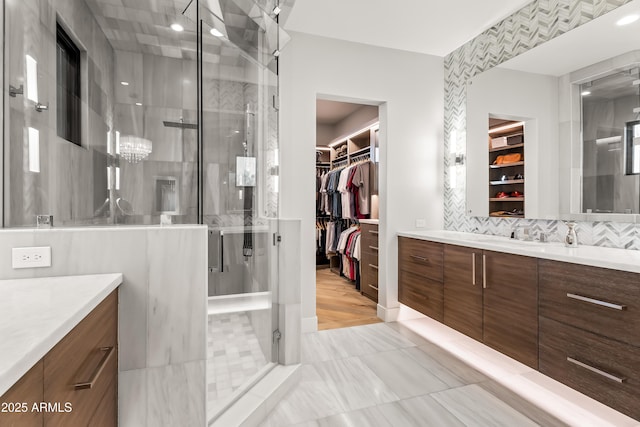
[488,121,524,135]
[328,123,379,147]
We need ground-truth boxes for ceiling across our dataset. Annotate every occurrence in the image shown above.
[83,0,277,66]
[316,100,370,125]
[284,0,532,57]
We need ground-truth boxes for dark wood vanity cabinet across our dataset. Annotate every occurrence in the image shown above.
[0,291,118,427]
[539,260,640,420]
[483,250,538,369]
[443,245,483,341]
[442,245,538,368]
[401,237,640,420]
[398,237,444,322]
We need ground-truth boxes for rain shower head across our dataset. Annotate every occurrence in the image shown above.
[162,120,197,129]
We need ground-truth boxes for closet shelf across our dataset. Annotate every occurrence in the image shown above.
[490,213,524,218]
[349,146,371,157]
[489,143,524,152]
[489,161,524,169]
[489,179,525,185]
[489,197,524,202]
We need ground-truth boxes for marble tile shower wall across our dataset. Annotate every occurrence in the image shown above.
[114,49,199,224]
[443,0,640,250]
[4,0,115,227]
[0,226,208,426]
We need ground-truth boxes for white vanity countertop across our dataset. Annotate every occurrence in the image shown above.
[359,219,379,225]
[0,273,122,397]
[398,230,640,274]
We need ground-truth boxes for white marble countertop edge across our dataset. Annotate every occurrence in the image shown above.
[397,230,640,274]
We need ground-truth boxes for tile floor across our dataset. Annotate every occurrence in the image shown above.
[207,312,268,417]
[259,317,640,427]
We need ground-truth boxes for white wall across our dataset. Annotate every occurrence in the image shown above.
[280,32,444,331]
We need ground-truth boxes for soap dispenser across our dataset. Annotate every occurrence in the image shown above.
[564,221,578,247]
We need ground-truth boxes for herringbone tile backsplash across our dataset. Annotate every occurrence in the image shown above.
[443,0,640,250]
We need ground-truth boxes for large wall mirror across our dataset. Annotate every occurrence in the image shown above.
[466,0,640,222]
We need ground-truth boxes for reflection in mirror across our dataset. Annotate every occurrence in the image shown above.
[466,0,640,222]
[581,67,640,214]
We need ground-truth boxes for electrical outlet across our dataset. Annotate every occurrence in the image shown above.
[12,246,51,269]
[416,219,426,228]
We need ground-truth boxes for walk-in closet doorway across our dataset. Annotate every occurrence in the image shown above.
[314,97,382,330]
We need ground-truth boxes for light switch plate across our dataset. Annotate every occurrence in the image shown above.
[12,246,52,269]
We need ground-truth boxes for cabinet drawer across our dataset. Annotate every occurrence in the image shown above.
[399,270,443,322]
[539,259,640,345]
[44,291,117,427]
[360,224,378,247]
[361,259,379,282]
[361,242,380,257]
[361,271,379,301]
[539,317,640,420]
[398,237,443,282]
[360,243,378,268]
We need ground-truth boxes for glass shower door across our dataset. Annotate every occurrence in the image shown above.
[193,2,281,422]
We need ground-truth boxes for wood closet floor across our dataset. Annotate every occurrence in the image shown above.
[316,268,382,330]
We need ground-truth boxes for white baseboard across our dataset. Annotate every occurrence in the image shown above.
[376,304,399,322]
[301,316,318,333]
[376,303,425,322]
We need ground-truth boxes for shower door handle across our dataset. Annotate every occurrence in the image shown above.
[219,230,225,273]
[208,229,225,273]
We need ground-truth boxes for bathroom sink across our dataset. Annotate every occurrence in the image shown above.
[472,236,541,246]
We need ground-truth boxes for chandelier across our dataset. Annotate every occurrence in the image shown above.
[119,135,152,163]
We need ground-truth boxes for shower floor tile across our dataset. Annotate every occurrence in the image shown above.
[207,312,268,418]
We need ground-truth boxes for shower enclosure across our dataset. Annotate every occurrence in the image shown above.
[2,0,284,422]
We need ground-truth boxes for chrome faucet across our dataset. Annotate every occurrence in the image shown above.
[511,225,531,241]
[564,221,578,247]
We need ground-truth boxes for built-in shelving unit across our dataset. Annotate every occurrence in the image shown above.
[329,124,378,168]
[488,119,525,218]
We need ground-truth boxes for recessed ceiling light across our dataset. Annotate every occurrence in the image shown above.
[170,23,184,32]
[120,81,129,86]
[581,91,591,96]
[135,102,142,106]
[210,28,223,37]
[616,14,639,26]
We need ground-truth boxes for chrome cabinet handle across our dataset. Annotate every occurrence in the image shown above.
[482,254,487,288]
[567,357,626,383]
[369,264,379,270]
[368,284,378,291]
[472,252,476,285]
[410,255,427,262]
[566,293,626,311]
[369,245,379,251]
[74,346,115,390]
